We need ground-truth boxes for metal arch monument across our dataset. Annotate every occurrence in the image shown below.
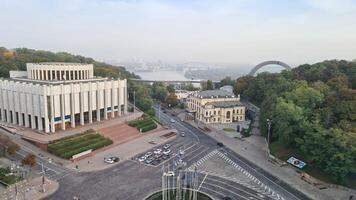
[249,60,292,76]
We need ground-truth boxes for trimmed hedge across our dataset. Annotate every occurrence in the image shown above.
[47,133,113,159]
[128,117,157,132]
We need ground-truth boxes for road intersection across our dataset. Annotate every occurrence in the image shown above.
[42,106,310,200]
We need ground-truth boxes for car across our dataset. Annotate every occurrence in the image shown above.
[180,133,185,137]
[179,149,185,155]
[145,157,154,164]
[151,160,160,166]
[170,119,175,123]
[154,149,162,154]
[149,141,157,145]
[138,156,147,162]
[154,154,163,159]
[104,156,119,164]
[163,149,171,155]
[145,152,153,157]
[163,111,167,113]
[162,155,170,160]
[217,142,224,147]
[163,144,171,149]
[222,197,233,200]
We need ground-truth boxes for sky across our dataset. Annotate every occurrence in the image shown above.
[1,0,356,66]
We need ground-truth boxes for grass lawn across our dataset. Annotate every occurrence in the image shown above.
[0,167,23,186]
[223,127,235,132]
[128,117,157,132]
[48,130,113,159]
[270,142,355,189]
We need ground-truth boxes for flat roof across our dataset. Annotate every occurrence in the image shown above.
[197,90,235,98]
[206,101,244,108]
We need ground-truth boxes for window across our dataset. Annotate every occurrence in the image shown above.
[240,116,242,120]
[233,110,235,114]
[206,111,208,116]
[214,111,216,115]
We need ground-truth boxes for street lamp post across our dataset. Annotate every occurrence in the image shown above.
[266,119,272,150]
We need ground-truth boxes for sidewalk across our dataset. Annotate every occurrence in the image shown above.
[0,176,58,200]
[186,120,356,200]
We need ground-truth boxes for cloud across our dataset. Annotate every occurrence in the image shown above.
[305,0,356,14]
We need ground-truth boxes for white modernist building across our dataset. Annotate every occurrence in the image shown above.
[0,62,128,133]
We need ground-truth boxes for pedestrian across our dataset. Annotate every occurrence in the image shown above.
[75,165,78,169]
[88,160,90,164]
[350,195,353,200]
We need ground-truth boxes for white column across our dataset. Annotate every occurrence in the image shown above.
[70,84,75,128]
[111,81,115,118]
[117,86,121,116]
[60,84,66,130]
[24,93,29,128]
[88,83,93,123]
[0,87,6,121]
[50,86,55,133]
[124,81,128,115]
[104,82,108,120]
[80,83,84,125]
[18,92,23,126]
[12,92,18,125]
[43,86,50,133]
[37,94,43,131]
[96,85,101,122]
[6,91,11,123]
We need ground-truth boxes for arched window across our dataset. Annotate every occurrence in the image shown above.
[226,111,231,119]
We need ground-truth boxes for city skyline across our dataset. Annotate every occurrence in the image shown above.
[1,0,356,66]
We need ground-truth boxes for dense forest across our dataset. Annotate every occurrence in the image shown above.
[234,60,356,186]
[0,47,139,79]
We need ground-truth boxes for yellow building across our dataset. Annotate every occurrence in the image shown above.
[186,90,245,124]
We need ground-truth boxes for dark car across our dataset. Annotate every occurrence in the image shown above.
[217,142,224,147]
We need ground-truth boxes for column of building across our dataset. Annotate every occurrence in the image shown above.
[88,82,93,123]
[50,85,55,133]
[111,80,115,118]
[70,83,76,128]
[96,82,101,122]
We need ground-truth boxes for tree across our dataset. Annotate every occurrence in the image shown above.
[152,81,168,102]
[166,84,175,93]
[6,142,20,156]
[201,80,214,90]
[22,153,36,167]
[184,83,199,91]
[207,80,214,90]
[220,76,235,87]
[166,94,178,108]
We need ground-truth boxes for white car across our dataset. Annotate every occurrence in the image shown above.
[170,119,175,123]
[179,149,185,155]
[145,152,153,157]
[154,149,162,154]
[138,156,147,162]
[163,149,171,155]
[163,144,171,149]
[104,157,114,164]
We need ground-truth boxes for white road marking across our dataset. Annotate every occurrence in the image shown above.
[198,172,208,190]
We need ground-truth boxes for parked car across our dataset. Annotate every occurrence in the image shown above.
[104,156,120,164]
[138,156,147,162]
[163,144,171,149]
[145,157,154,164]
[145,152,153,157]
[179,149,185,155]
[181,133,185,137]
[170,119,175,123]
[154,154,163,159]
[162,155,170,160]
[163,149,171,155]
[154,149,162,154]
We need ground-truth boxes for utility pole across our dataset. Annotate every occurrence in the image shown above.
[41,162,46,193]
[266,119,272,150]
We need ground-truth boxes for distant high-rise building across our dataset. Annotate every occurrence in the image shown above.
[0,62,128,133]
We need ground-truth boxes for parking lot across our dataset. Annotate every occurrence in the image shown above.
[134,136,197,167]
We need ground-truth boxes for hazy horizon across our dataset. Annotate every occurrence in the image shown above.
[1,0,356,67]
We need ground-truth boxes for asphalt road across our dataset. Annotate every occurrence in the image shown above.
[43,107,311,200]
